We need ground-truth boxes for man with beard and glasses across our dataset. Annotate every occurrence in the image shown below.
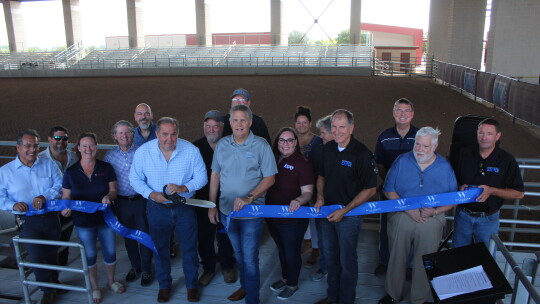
[133,103,157,147]
[39,126,78,267]
[378,127,457,304]
[192,110,236,286]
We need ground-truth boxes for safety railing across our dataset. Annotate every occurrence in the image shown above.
[373,56,433,76]
[12,237,93,304]
[489,235,540,304]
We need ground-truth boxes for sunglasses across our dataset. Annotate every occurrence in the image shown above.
[53,135,69,142]
[232,98,247,103]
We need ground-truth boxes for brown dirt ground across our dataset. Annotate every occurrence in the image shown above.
[0,75,539,244]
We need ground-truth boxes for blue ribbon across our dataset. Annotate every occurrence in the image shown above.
[16,199,158,256]
[227,188,482,222]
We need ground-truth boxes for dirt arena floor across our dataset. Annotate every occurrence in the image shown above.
[0,75,539,158]
[1,75,539,244]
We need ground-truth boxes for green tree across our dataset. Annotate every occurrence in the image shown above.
[336,29,350,44]
[288,30,310,45]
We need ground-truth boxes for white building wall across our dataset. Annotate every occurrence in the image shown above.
[486,0,540,83]
[372,32,413,47]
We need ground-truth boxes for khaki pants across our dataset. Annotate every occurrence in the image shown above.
[386,211,446,304]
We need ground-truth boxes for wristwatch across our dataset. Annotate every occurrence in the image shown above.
[247,194,254,203]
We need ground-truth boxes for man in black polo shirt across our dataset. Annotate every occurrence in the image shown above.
[453,118,524,248]
[314,109,377,304]
[374,98,418,274]
[222,88,272,145]
[192,110,236,286]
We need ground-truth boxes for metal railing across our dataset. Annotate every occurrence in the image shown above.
[489,235,540,303]
[373,56,433,76]
[12,237,93,304]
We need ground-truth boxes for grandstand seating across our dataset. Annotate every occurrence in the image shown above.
[0,51,61,70]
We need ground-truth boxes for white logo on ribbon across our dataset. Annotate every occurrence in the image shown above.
[281,206,290,213]
[252,206,260,212]
[458,192,466,199]
[368,202,377,210]
[134,230,142,237]
[310,207,317,213]
[75,201,82,207]
[427,196,435,202]
[397,200,405,206]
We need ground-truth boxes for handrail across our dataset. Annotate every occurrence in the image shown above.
[12,237,93,304]
[489,235,540,304]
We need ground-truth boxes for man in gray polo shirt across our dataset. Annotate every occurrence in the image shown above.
[209,104,277,304]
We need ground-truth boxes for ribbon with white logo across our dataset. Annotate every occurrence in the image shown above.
[15,199,158,256]
[228,188,482,220]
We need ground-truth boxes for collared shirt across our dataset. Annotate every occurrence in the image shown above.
[320,136,378,206]
[374,125,419,171]
[63,160,116,227]
[105,145,139,196]
[383,151,458,198]
[129,138,207,200]
[211,131,278,215]
[223,113,272,145]
[134,123,157,147]
[38,147,79,174]
[0,157,62,211]
[455,146,524,212]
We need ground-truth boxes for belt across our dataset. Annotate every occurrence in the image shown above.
[460,207,498,217]
[117,194,142,201]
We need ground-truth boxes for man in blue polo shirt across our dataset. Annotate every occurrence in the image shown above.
[208,104,277,304]
[133,103,157,147]
[374,98,418,275]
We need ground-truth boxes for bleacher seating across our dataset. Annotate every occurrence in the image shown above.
[0,51,61,70]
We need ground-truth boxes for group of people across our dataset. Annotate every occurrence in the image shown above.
[0,88,525,304]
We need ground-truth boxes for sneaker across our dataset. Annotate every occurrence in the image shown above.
[311,269,328,282]
[270,279,286,291]
[277,286,298,300]
[125,268,140,283]
[141,272,152,286]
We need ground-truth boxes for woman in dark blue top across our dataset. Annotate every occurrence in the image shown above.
[61,133,124,303]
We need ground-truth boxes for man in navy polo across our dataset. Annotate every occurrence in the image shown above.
[314,109,377,304]
[453,118,524,248]
[373,98,418,275]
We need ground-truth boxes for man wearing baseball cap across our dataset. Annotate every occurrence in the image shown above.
[222,88,272,145]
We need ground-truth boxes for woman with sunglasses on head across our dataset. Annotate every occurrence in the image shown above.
[266,127,314,300]
[60,133,125,303]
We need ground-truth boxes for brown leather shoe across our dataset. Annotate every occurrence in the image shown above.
[187,288,199,302]
[227,288,247,301]
[157,288,171,303]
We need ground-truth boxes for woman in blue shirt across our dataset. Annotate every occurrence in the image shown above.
[61,133,124,303]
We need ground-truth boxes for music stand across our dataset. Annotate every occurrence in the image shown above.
[423,243,512,303]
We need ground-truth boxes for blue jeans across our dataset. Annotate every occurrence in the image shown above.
[115,197,153,273]
[222,214,263,304]
[147,200,199,289]
[315,218,327,271]
[453,207,500,249]
[267,219,309,287]
[76,224,116,267]
[19,213,61,293]
[320,215,362,304]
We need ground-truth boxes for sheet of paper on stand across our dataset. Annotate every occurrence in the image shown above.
[431,265,493,300]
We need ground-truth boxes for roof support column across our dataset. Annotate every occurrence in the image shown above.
[271,0,285,45]
[350,0,361,44]
[62,0,83,48]
[195,0,212,46]
[3,0,27,52]
[126,0,145,48]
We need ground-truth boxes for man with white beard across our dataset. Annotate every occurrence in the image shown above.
[378,127,458,304]
[133,103,157,147]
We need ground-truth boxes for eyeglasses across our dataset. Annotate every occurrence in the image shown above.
[232,98,246,103]
[278,138,295,145]
[53,136,69,142]
[479,161,486,176]
[394,108,413,113]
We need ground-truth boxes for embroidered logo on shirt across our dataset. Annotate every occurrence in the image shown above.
[245,152,253,158]
[284,164,294,170]
[94,173,105,177]
[341,160,352,167]
[486,167,499,173]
